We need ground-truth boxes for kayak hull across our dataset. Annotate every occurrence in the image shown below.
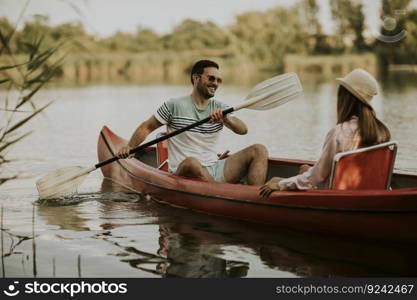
[98,126,417,243]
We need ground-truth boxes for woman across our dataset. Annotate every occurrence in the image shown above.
[259,69,391,197]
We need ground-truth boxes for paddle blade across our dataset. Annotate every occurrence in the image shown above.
[36,166,93,200]
[240,72,303,111]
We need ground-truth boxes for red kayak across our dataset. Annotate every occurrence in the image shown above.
[98,126,417,244]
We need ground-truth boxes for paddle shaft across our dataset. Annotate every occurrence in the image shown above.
[95,107,234,169]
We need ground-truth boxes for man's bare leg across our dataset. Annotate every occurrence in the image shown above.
[223,144,268,185]
[175,157,214,181]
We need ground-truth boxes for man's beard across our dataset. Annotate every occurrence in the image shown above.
[197,82,215,99]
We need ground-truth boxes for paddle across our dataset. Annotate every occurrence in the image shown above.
[36,72,303,200]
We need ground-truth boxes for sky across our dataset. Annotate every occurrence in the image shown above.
[0,0,383,37]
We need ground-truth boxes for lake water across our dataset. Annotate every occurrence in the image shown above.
[1,73,417,277]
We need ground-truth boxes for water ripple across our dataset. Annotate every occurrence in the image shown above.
[35,191,141,206]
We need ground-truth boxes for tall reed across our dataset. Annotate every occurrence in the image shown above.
[0,6,63,185]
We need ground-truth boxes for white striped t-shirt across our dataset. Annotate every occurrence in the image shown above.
[154,95,232,173]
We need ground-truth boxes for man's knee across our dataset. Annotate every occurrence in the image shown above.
[178,157,201,172]
[250,144,268,158]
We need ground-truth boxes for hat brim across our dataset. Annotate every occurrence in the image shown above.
[336,78,373,108]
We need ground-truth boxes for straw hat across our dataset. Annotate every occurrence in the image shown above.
[336,69,378,107]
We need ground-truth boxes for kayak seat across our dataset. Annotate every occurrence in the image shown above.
[156,133,169,172]
[329,141,397,190]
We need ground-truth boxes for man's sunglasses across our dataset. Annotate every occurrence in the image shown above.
[199,74,223,84]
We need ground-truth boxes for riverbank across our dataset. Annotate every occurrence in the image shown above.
[2,52,415,88]
[0,50,264,87]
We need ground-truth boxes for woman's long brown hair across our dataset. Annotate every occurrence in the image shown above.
[337,86,390,147]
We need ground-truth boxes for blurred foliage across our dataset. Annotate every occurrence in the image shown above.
[99,27,162,52]
[0,0,416,74]
[0,15,62,185]
[330,0,367,52]
[230,6,309,71]
[162,19,231,51]
[298,0,322,35]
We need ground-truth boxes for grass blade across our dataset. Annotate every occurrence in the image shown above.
[4,102,53,136]
[0,62,26,71]
[0,131,32,153]
[28,47,58,73]
[16,79,49,109]
[0,78,11,85]
[0,176,18,185]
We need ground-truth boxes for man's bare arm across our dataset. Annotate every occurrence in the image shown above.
[117,115,163,158]
[223,116,248,135]
[209,109,248,135]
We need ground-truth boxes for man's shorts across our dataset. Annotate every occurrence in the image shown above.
[204,159,227,182]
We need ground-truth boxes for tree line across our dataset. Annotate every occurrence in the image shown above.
[1,0,416,71]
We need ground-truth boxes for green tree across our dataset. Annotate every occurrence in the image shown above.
[135,27,162,52]
[297,0,322,35]
[403,10,417,63]
[100,31,138,52]
[296,0,333,54]
[50,22,86,41]
[162,19,231,51]
[330,0,367,52]
[230,7,307,70]
[99,27,161,52]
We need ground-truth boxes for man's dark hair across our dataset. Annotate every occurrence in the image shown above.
[190,60,219,84]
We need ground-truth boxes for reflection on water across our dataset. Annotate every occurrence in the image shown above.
[38,204,91,232]
[1,178,417,277]
[0,73,417,277]
[156,224,249,278]
[99,179,249,278]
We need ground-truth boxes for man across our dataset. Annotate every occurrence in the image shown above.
[117,59,268,185]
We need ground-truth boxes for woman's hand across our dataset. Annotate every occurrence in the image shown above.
[299,164,311,174]
[259,177,283,198]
